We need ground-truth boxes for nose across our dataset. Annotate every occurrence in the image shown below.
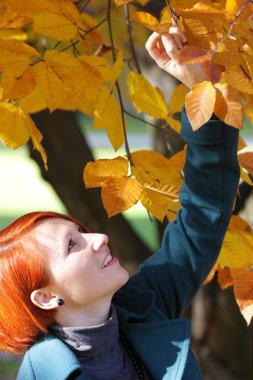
[92,234,108,252]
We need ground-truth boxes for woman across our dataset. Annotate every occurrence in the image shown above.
[0,27,240,380]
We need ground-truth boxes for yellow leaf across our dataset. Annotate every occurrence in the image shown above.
[94,87,126,151]
[214,83,243,129]
[0,102,30,148]
[4,0,60,17]
[33,12,77,41]
[110,50,124,87]
[102,177,142,217]
[18,86,47,114]
[2,65,35,100]
[78,55,113,83]
[243,53,253,80]
[45,50,85,95]
[140,185,180,222]
[131,150,183,185]
[0,30,27,41]
[218,216,253,269]
[222,71,253,95]
[0,39,39,70]
[27,116,48,170]
[33,61,67,112]
[176,2,224,20]
[167,83,188,132]
[51,0,81,23]
[127,71,168,119]
[185,81,216,130]
[130,11,171,34]
[83,157,128,188]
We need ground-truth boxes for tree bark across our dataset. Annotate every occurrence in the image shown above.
[30,109,152,270]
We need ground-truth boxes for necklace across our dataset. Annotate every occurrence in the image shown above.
[120,333,145,380]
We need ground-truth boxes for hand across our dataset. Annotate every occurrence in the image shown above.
[145,26,208,89]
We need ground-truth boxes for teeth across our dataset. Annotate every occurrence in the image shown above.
[101,254,113,269]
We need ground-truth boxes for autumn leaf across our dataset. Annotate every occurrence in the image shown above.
[33,12,77,41]
[1,64,35,100]
[185,81,216,130]
[217,266,234,289]
[130,11,171,34]
[18,86,47,114]
[218,216,253,269]
[94,87,126,151]
[232,269,253,325]
[84,157,128,188]
[214,83,243,129]
[127,71,168,119]
[222,71,253,95]
[177,45,212,64]
[0,39,39,70]
[0,102,47,168]
[167,83,188,133]
[102,177,142,217]
[33,61,68,112]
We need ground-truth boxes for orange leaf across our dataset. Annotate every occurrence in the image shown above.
[130,11,171,34]
[214,83,243,129]
[203,263,218,285]
[232,269,253,325]
[222,71,253,95]
[102,177,142,217]
[185,81,216,130]
[114,0,133,5]
[177,45,212,64]
[83,157,128,188]
[217,266,234,289]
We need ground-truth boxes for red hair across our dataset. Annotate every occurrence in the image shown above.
[0,211,88,355]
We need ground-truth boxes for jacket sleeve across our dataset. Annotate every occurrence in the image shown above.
[17,353,35,380]
[127,106,240,319]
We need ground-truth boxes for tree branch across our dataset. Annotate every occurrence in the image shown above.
[124,4,142,74]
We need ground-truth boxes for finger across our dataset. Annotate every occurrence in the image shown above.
[169,26,187,45]
[145,32,163,61]
[161,33,179,60]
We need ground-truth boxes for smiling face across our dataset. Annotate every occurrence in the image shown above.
[31,218,129,314]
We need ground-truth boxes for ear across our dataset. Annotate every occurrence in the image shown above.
[30,289,59,310]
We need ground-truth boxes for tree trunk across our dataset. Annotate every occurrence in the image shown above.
[30,109,152,270]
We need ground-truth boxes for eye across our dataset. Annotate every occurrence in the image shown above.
[78,225,85,233]
[68,239,76,253]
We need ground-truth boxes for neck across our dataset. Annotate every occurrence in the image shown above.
[54,299,112,327]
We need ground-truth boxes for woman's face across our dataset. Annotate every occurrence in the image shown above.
[32,218,129,309]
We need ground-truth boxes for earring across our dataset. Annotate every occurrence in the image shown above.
[57,298,64,306]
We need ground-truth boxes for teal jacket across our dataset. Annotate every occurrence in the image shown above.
[17,107,240,380]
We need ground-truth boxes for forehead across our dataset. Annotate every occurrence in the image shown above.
[32,218,77,247]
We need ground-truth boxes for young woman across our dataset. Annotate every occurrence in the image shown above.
[0,27,240,380]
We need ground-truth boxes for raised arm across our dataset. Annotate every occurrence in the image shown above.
[115,28,240,319]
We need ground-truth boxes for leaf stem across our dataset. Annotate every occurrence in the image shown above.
[107,0,133,166]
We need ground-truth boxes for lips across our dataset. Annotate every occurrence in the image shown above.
[101,251,113,269]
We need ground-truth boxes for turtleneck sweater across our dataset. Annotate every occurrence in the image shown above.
[49,306,152,380]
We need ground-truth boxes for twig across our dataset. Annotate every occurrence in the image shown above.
[165,0,180,25]
[78,0,92,13]
[124,4,142,74]
[60,39,80,53]
[78,17,107,38]
[123,109,171,135]
[107,0,133,166]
